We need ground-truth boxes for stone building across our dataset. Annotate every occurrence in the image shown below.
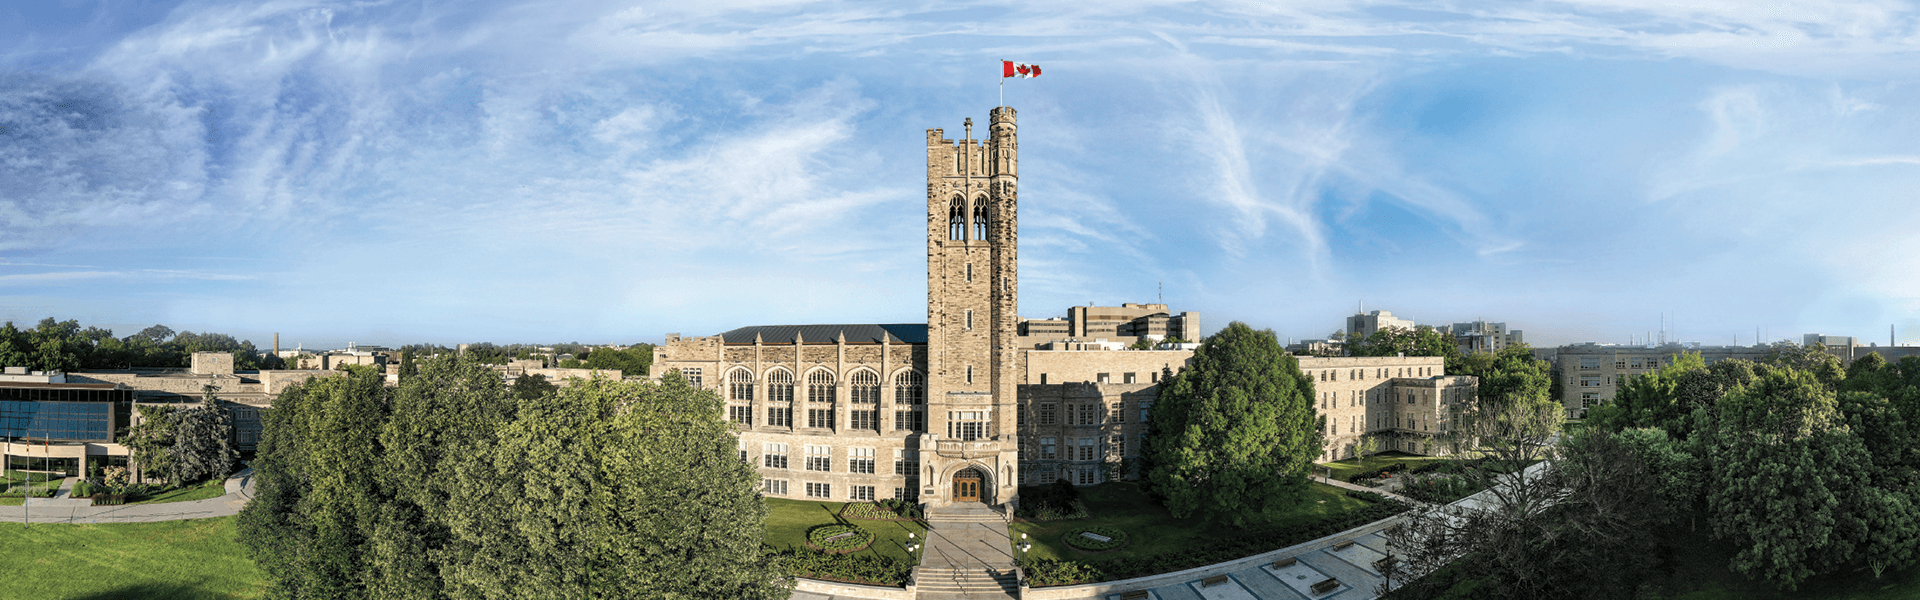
[652,107,1471,510]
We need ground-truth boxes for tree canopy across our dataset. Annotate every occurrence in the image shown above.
[0,317,267,371]
[1141,322,1320,525]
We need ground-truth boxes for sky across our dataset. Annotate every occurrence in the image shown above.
[4,0,1920,351]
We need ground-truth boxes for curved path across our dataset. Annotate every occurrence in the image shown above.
[0,468,255,524]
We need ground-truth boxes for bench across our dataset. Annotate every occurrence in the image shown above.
[1120,591,1150,600]
[1310,578,1340,594]
[1270,556,1297,569]
[1331,540,1355,551]
[1200,575,1230,588]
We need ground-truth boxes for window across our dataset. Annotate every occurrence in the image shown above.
[1581,392,1599,408]
[1109,434,1125,457]
[949,411,987,440]
[851,485,875,501]
[1077,404,1101,426]
[807,370,835,404]
[974,202,989,240]
[966,263,973,282]
[807,408,835,429]
[966,365,973,385]
[1077,438,1098,461]
[1615,360,1627,370]
[1076,466,1098,485]
[767,369,794,403]
[729,369,753,402]
[1579,376,1602,388]
[850,410,878,430]
[1096,373,1111,384]
[1109,403,1124,423]
[806,482,831,499]
[1038,403,1057,425]
[806,445,832,472]
[949,198,966,240]
[1578,357,1602,370]
[894,449,919,476]
[678,368,702,388]
[849,448,876,474]
[894,371,925,405]
[966,310,973,330]
[894,409,924,431]
[1040,374,1048,385]
[728,405,752,425]
[763,479,788,495]
[738,440,748,462]
[1139,402,1151,423]
[1040,437,1057,459]
[766,406,792,428]
[849,371,879,404]
[762,443,789,469]
[1630,359,1644,369]
[894,487,919,501]
[1123,372,1136,384]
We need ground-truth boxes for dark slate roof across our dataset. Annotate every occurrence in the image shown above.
[718,324,927,344]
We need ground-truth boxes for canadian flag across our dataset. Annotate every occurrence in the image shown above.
[1002,61,1041,78]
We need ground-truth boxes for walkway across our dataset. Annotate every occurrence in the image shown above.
[1311,475,1426,507]
[0,468,255,524]
[916,503,1018,600]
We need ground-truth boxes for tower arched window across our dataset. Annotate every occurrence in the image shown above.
[807,370,836,403]
[948,198,966,241]
[849,370,880,404]
[973,202,989,241]
[766,369,794,403]
[728,368,753,402]
[894,371,925,405]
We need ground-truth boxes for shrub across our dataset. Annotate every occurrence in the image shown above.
[92,494,126,506]
[73,480,92,498]
[1019,557,1105,586]
[1062,525,1129,551]
[770,545,911,587]
[805,524,874,553]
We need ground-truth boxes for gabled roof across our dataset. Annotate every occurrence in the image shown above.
[718,324,927,344]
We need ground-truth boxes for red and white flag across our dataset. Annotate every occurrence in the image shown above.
[1002,61,1041,78]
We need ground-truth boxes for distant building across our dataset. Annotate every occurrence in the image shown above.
[1020,303,1202,348]
[1548,343,1770,418]
[1,368,134,479]
[1346,310,1415,342]
[1440,321,1525,355]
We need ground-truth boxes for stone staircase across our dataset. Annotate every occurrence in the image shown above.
[914,565,1019,599]
[925,503,1007,525]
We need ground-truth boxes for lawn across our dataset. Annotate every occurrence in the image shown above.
[1011,480,1373,564]
[763,497,926,563]
[1319,451,1457,480]
[131,480,229,505]
[0,517,265,599]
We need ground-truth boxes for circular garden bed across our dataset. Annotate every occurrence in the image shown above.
[1062,525,1129,552]
[805,523,875,554]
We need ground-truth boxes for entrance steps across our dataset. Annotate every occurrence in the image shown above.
[925,504,1006,525]
[914,566,1019,598]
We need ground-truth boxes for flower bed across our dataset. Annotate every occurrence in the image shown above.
[1062,525,1129,552]
[805,524,875,553]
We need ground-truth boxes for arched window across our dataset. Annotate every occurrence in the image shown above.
[807,370,836,403]
[948,198,966,241]
[766,369,794,403]
[894,371,925,405]
[728,369,753,402]
[973,202,989,240]
[849,370,879,404]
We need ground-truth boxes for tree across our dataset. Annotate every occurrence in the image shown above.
[126,405,181,485]
[172,385,240,483]
[1141,322,1320,525]
[584,344,654,378]
[1353,435,1380,470]
[514,374,559,403]
[1348,325,1463,373]
[440,373,788,599]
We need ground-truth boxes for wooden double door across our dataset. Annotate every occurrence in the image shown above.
[952,467,984,502]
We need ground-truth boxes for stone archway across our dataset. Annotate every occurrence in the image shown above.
[952,466,986,503]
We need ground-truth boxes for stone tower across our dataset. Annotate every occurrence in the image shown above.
[921,107,1020,508]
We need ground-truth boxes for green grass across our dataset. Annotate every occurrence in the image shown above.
[131,480,229,505]
[763,498,925,563]
[1010,480,1371,563]
[0,517,265,599]
[1319,451,1456,480]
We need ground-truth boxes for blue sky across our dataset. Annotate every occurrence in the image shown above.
[4,1,1920,351]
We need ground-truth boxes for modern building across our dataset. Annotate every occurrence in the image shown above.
[651,108,1473,510]
[0,368,134,478]
[1440,321,1525,355]
[1346,310,1415,343]
[65,353,338,457]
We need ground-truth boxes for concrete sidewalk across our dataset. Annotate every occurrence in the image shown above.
[1313,474,1427,507]
[0,468,255,525]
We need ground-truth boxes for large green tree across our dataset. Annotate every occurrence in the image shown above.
[1142,322,1321,525]
[1347,325,1462,371]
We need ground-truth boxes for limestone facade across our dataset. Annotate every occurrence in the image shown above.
[1295,356,1474,461]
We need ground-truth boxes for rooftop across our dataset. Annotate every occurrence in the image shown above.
[718,324,928,345]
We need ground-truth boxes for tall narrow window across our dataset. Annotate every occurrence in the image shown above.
[949,198,966,240]
[807,370,835,404]
[966,310,973,330]
[894,371,925,405]
[966,263,973,282]
[849,371,879,404]
[973,202,989,240]
[966,365,973,385]
[767,369,794,403]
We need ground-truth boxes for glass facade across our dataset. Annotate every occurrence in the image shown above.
[0,385,131,443]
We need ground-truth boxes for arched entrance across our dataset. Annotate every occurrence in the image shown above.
[952,467,985,503]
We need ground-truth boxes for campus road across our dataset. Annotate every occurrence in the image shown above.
[0,468,255,524]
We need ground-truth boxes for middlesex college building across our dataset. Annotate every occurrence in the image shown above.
[651,107,1475,510]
